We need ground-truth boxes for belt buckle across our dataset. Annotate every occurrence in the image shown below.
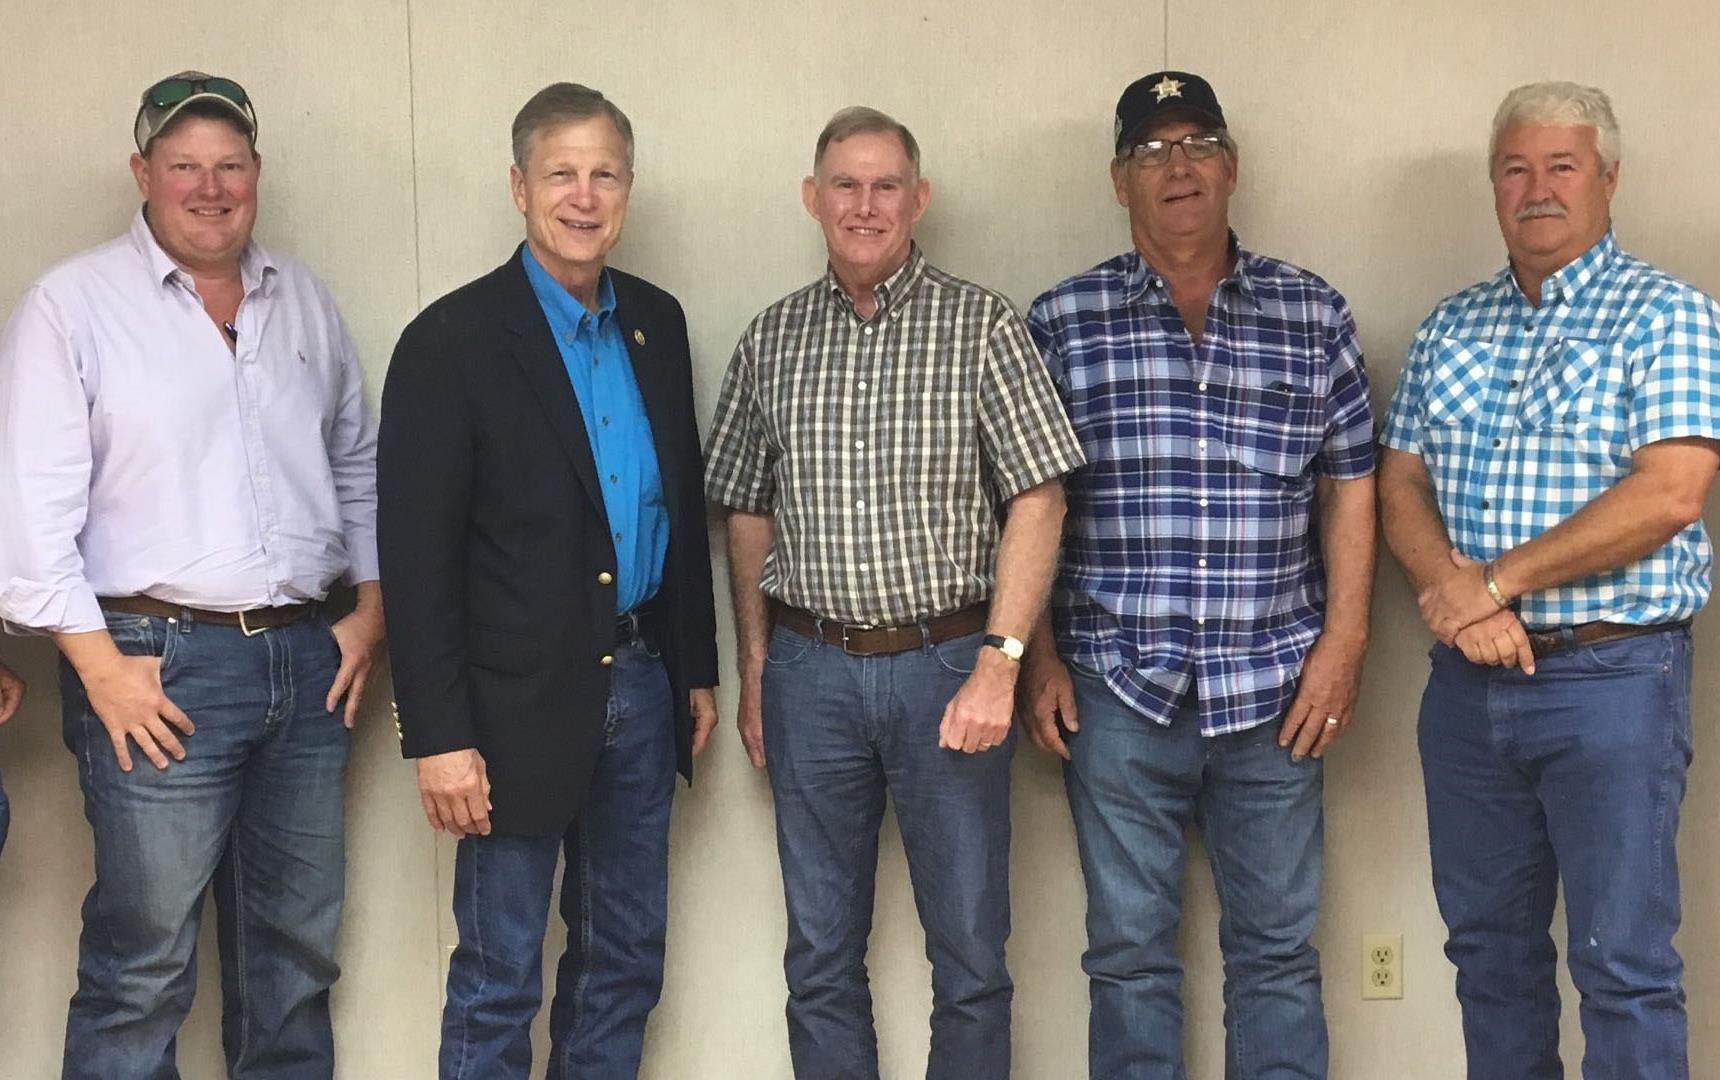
[238,609,265,637]
[841,624,859,655]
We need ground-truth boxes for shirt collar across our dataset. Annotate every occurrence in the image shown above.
[520,243,617,335]
[1124,231,1259,311]
[1492,228,1619,308]
[1541,228,1618,305]
[130,207,276,296]
[823,242,927,319]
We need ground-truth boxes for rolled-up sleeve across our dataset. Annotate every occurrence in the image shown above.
[977,308,1085,501]
[0,286,104,633]
[702,335,777,512]
[323,300,380,584]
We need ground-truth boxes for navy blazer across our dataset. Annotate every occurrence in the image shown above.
[378,247,718,837]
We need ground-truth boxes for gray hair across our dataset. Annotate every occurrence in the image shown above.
[511,83,634,172]
[1490,81,1620,174]
[813,106,921,176]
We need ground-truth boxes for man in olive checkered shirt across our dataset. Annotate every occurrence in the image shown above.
[704,106,1082,1080]
[1380,82,1720,1078]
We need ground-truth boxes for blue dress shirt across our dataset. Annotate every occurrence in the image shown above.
[521,246,668,614]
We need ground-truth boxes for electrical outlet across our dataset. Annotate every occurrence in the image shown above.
[1362,932,1403,1000]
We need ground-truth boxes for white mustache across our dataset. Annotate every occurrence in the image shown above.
[1516,200,1567,222]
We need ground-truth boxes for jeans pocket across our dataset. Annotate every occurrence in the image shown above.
[932,630,984,677]
[104,612,176,674]
[1580,630,1675,673]
[764,626,815,667]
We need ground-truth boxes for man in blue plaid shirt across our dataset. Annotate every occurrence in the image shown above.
[1380,82,1720,1078]
[1022,72,1377,1078]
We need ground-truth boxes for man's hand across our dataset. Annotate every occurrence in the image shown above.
[939,648,1017,753]
[690,688,718,757]
[1277,632,1366,761]
[81,652,196,772]
[736,664,766,769]
[326,584,385,728]
[0,660,24,725]
[1019,650,1078,761]
[416,748,492,837]
[1418,549,1505,645]
[1452,608,1537,673]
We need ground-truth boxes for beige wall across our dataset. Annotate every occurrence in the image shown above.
[1,1,1716,1076]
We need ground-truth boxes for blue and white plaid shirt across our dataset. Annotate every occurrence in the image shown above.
[1380,232,1720,628]
[1029,242,1375,737]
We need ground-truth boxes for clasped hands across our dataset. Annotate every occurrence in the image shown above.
[1416,549,1536,673]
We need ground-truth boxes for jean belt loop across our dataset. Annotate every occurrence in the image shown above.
[1560,626,1577,651]
[174,606,193,631]
[920,621,933,652]
[811,615,825,649]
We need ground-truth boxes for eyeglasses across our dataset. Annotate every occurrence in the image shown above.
[1122,132,1228,167]
[145,75,251,112]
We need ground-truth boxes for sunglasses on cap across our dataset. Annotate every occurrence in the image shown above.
[145,74,250,111]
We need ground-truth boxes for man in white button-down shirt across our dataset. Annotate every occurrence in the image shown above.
[0,71,383,1078]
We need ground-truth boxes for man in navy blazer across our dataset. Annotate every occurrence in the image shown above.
[378,82,719,1079]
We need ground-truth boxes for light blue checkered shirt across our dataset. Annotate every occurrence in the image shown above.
[1380,231,1720,627]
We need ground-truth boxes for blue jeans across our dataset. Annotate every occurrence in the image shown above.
[761,624,1014,1080]
[60,610,348,1080]
[1065,669,1326,1079]
[440,638,676,1080]
[1419,630,1692,1079]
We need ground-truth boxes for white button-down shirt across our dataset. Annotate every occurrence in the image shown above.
[0,210,378,634]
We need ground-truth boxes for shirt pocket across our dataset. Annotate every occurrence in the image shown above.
[1421,338,1495,429]
[1517,337,1606,433]
[1224,377,1323,480]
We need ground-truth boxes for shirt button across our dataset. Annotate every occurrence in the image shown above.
[1199,498,1209,508]
[600,654,614,666]
[1480,500,1491,510]
[1197,439,1208,451]
[601,416,611,426]
[1524,320,1534,331]
[1508,380,1519,389]
[855,499,866,510]
[854,440,865,450]
[859,563,870,572]
[857,380,868,390]
[1491,439,1502,448]
[1196,617,1207,626]
[1198,558,1207,568]
[598,571,614,585]
[609,473,619,482]
[614,531,624,541]
[1198,382,1209,392]
[863,326,874,336]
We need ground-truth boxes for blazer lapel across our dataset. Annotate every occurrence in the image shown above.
[496,251,610,527]
[613,290,681,524]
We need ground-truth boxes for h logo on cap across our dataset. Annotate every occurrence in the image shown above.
[1151,76,1185,102]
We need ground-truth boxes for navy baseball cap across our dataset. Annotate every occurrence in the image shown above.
[1114,71,1226,153]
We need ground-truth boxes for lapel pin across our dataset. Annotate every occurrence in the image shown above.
[633,329,646,345]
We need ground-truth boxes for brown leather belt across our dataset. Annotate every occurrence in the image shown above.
[99,595,318,636]
[1524,619,1687,659]
[771,601,987,657]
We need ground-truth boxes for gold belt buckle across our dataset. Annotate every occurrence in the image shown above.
[238,609,266,637]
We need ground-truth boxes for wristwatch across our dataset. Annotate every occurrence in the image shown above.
[982,634,1025,661]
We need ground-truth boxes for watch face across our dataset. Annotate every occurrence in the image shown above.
[985,634,1025,660]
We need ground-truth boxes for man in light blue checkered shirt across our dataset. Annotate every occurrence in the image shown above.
[1380,81,1720,1079]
